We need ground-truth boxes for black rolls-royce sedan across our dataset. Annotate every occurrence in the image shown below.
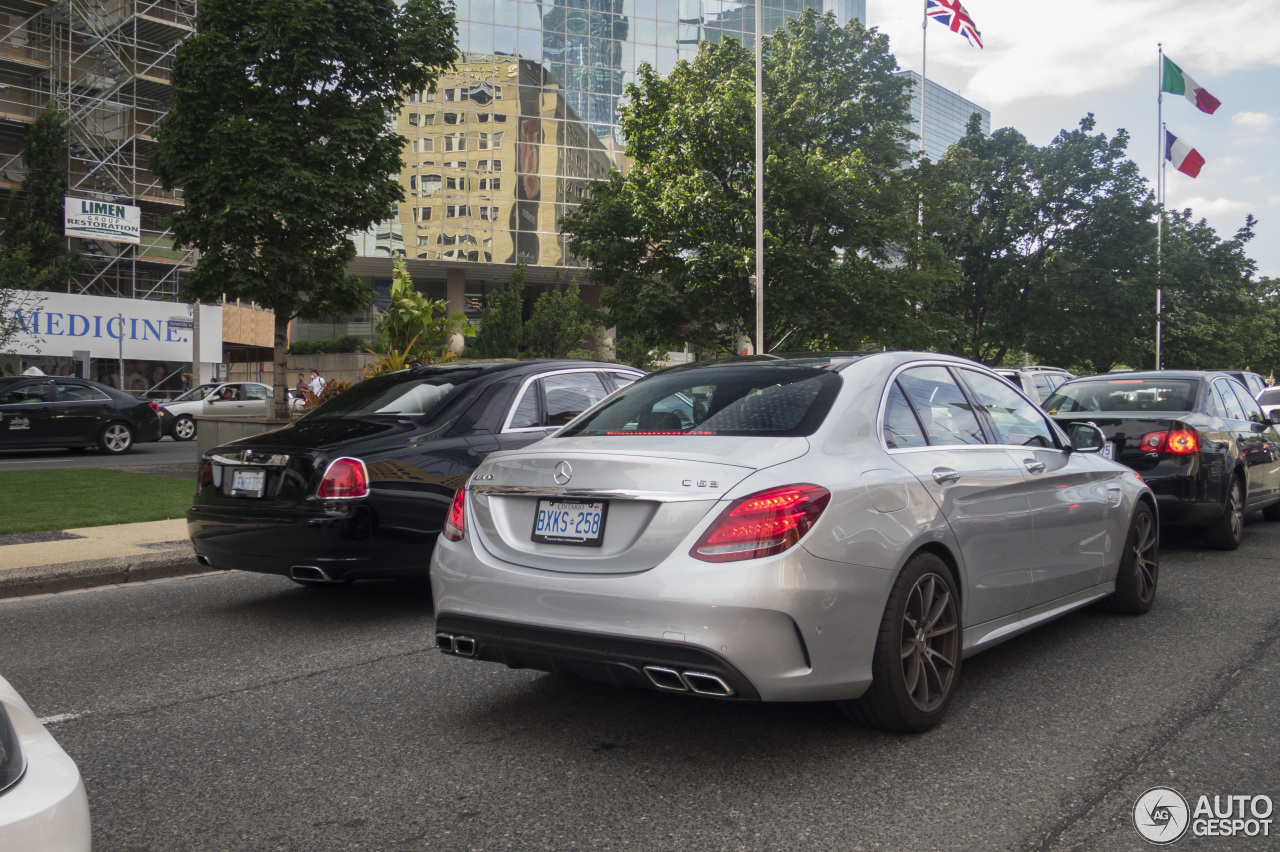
[1045,370,1280,550]
[188,359,642,586]
[0,375,162,453]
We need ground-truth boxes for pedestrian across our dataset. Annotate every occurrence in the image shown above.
[309,370,327,399]
[295,372,310,399]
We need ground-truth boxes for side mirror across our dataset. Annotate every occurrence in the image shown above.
[1066,422,1106,454]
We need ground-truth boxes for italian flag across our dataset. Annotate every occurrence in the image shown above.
[1162,56,1221,114]
[1165,130,1205,178]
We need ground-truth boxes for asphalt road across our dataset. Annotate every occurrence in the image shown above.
[0,438,198,477]
[2,524,1278,851]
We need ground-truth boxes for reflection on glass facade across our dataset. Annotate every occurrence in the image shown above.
[391,0,865,273]
[898,71,991,163]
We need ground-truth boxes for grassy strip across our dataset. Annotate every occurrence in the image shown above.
[0,469,194,535]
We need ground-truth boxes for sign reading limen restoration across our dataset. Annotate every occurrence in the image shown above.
[64,197,141,244]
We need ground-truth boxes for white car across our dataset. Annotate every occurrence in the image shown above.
[159,381,301,441]
[1257,386,1280,421]
[0,675,91,851]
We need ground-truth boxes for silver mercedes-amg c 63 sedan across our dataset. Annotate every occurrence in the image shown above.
[430,351,1158,732]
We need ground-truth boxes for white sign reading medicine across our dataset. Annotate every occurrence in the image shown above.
[5,291,222,362]
[64,197,141,245]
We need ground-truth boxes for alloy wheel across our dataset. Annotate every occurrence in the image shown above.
[103,424,131,453]
[1130,508,1158,603]
[174,417,195,440]
[898,572,959,713]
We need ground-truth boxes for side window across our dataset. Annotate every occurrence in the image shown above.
[960,369,1057,448]
[896,366,986,446]
[54,382,109,401]
[882,381,928,449]
[1227,380,1266,425]
[1208,383,1230,419]
[1031,373,1053,402]
[544,372,609,426]
[508,381,542,429]
[1,383,49,404]
[244,385,270,400]
[1214,379,1247,421]
[606,371,640,392]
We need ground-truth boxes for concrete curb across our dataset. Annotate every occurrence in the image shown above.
[0,547,214,600]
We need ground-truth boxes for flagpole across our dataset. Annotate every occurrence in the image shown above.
[1156,43,1164,371]
[921,0,927,160]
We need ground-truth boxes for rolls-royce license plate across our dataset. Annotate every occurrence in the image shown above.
[230,468,266,497]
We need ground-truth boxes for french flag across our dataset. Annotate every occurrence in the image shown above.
[1165,130,1205,178]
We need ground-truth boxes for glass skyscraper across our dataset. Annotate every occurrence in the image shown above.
[898,70,991,163]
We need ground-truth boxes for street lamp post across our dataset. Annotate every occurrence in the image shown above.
[754,0,764,356]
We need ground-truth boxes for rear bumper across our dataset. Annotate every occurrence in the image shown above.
[187,502,436,580]
[1153,494,1224,526]
[430,534,896,703]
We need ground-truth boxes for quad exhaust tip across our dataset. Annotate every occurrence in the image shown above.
[643,666,734,698]
[435,632,478,657]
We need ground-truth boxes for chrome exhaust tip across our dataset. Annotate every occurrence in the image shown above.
[643,666,688,692]
[434,632,478,657]
[681,671,735,697]
[195,555,212,568]
[290,565,340,583]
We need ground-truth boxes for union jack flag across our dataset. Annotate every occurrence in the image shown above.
[926,0,983,49]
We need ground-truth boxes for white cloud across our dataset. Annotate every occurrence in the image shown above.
[867,0,1280,107]
[1218,156,1244,167]
[1165,195,1252,218]
[1270,194,1280,207]
[1232,111,1275,129]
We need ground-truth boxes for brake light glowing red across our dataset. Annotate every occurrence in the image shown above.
[148,401,158,412]
[443,487,466,542]
[691,484,831,563]
[317,457,369,499]
[1139,429,1200,455]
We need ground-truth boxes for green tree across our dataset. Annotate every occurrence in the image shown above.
[524,279,601,359]
[562,9,919,356]
[929,115,1159,370]
[152,0,458,417]
[3,103,86,292]
[1157,212,1275,371]
[470,264,527,358]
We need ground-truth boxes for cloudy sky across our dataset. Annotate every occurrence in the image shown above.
[866,0,1280,279]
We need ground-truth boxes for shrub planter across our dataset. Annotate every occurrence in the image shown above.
[195,416,295,460]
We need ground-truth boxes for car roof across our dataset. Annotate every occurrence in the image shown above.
[1064,370,1230,382]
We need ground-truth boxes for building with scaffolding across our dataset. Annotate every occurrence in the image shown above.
[0,0,278,388]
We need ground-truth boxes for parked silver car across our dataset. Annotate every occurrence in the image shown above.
[430,352,1158,732]
[159,381,299,441]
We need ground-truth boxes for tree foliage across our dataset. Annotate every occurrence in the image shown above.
[562,9,920,356]
[524,278,601,359]
[470,264,527,358]
[152,0,458,415]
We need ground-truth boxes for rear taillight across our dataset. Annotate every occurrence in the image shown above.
[148,402,158,412]
[200,461,214,487]
[1139,429,1200,455]
[317,457,369,499]
[691,484,831,563]
[442,487,466,542]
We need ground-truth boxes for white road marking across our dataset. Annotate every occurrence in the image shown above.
[38,711,88,725]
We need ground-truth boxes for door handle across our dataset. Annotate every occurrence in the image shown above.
[1023,460,1046,474]
[932,468,961,485]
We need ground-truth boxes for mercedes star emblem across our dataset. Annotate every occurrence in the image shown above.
[553,461,573,485]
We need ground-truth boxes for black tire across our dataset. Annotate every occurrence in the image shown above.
[1097,502,1158,615]
[839,552,961,733]
[172,415,196,441]
[98,421,133,454]
[1204,476,1245,550]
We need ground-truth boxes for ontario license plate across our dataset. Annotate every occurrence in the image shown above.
[230,468,266,497]
[1102,441,1116,461]
[531,498,607,546]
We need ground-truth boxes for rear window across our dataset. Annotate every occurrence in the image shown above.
[558,364,842,438]
[1044,378,1199,414]
[306,370,474,419]
[1258,388,1280,406]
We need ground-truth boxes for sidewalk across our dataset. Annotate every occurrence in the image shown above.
[0,519,209,600]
